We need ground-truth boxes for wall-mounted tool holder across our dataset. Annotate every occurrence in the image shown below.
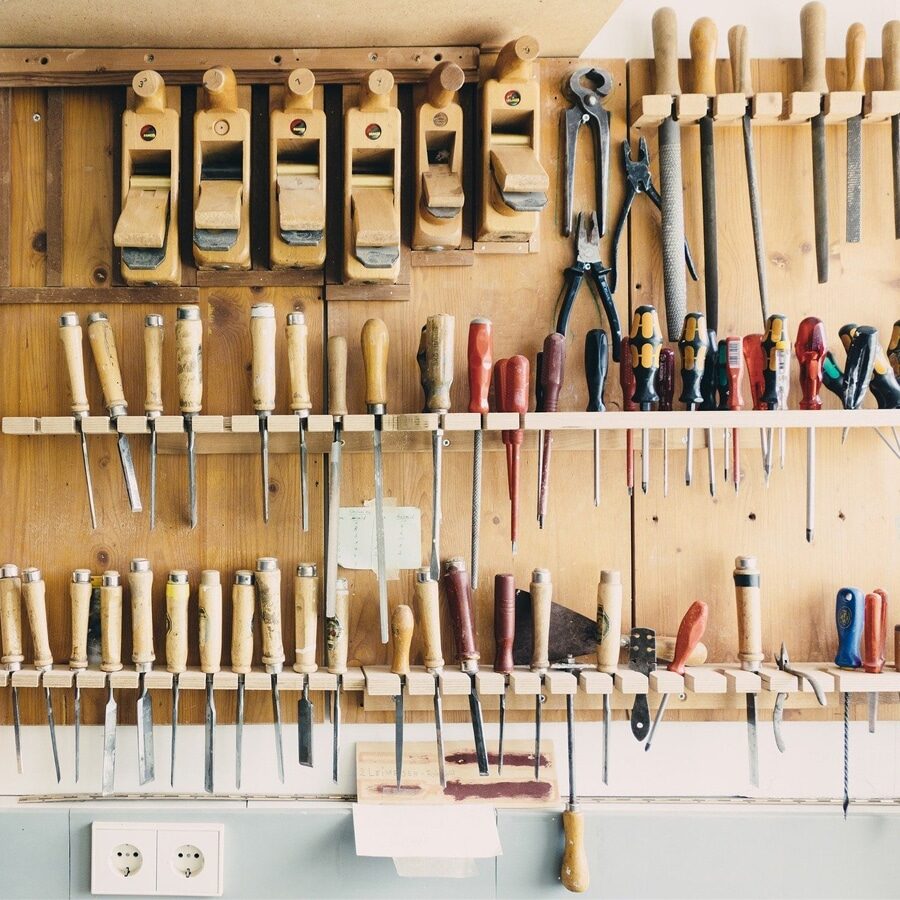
[269,68,326,269]
[113,70,180,285]
[193,66,251,270]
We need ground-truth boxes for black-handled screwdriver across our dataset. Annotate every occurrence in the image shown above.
[585,329,609,507]
[678,313,707,490]
[629,305,662,494]
[699,326,718,497]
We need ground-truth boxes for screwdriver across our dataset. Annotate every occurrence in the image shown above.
[144,314,164,529]
[286,312,311,532]
[166,569,189,787]
[699,327,718,496]
[864,590,887,734]
[761,314,789,477]
[619,338,636,495]
[198,570,222,793]
[58,313,98,529]
[743,333,770,479]
[414,569,446,786]
[495,356,530,554]
[128,558,155,785]
[721,337,745,494]
[325,336,347,618]
[678,313,707,489]
[361,318,390,644]
[69,568,91,782]
[796,317,826,542]
[98,569,122,793]
[468,318,493,589]
[733,556,763,787]
[584,329,609,507]
[0,566,23,774]
[250,303,277,523]
[530,568,552,781]
[716,343,730,482]
[390,604,414,788]
[835,586,864,818]
[231,569,254,790]
[629,305,662,495]
[656,347,675,496]
[493,573,515,775]
[256,557,285,782]
[176,305,203,528]
[293,563,318,768]
[537,334,565,527]
[326,577,349,784]
[595,570,622,784]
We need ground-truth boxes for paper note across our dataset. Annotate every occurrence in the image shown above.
[338,506,421,572]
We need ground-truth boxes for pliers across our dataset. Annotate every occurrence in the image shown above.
[610,137,698,294]
[773,642,826,753]
[554,211,622,362]
[562,67,614,237]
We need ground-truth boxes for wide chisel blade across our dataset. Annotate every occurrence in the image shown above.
[811,112,829,283]
[746,693,759,787]
[186,419,197,529]
[116,432,143,512]
[433,681,445,788]
[102,683,118,794]
[298,679,313,767]
[429,429,442,581]
[204,674,216,793]
[136,673,155,785]
[394,690,404,788]
[470,429,483,590]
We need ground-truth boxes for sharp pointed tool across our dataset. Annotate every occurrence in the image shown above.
[166,569,190,787]
[414,569,447,787]
[835,587,865,818]
[199,570,223,793]
[129,559,156,785]
[390,605,414,788]
[176,306,203,529]
[293,564,319,768]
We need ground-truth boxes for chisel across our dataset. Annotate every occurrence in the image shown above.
[0,565,23,773]
[629,306,662,494]
[86,312,142,512]
[256,557,285,782]
[530,568,552,780]
[166,569,189,787]
[128,558,155,785]
[326,577,349,784]
[175,306,203,529]
[442,557,489,776]
[595,570,622,784]
[468,318,493,588]
[231,570,254,790]
[97,569,122,794]
[493,573,515,775]
[199,570,222,793]
[69,568,91,782]
[293,563,318,767]
[656,347,675,496]
[835,587,864,817]
[585,329,609,507]
[144,314,164,529]
[864,590,887,734]
[796,318,826,542]
[414,568,446,787]
[845,23,866,243]
[733,556,763,787]
[286,312,311,532]
[390,604,414,788]
[537,334,565,528]
[885,22,900,239]
[250,303,277,523]
[361,319,390,644]
[58,312,98,529]
[325,336,347,619]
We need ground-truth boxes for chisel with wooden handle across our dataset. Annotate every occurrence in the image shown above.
[199,570,222,792]
[176,306,202,528]
[166,569,189,787]
[231,570,254,790]
[326,577,349,783]
[286,312,311,532]
[414,568,445,787]
[468,318,493,589]
[530,568,552,780]
[733,556,763,787]
[256,557,285,782]
[390,604,414,788]
[128,558,155,785]
[98,569,123,793]
[0,565,23,774]
[325,336,347,619]
[144,314,164,529]
[251,303,277,523]
[845,23,866,243]
[885,21,900,239]
[70,568,91,782]
[596,570,622,784]
[493,573,515,775]
[293,563,318,767]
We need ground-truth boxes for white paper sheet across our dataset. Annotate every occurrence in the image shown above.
[337,506,421,572]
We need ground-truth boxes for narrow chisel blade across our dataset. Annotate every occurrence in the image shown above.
[170,676,180,788]
[204,674,216,793]
[846,115,862,243]
[471,430,483,589]
[149,420,158,529]
[299,420,309,532]
[271,674,284,783]
[235,675,244,790]
[260,417,270,523]
[373,428,388,644]
[45,684,61,784]
[78,425,98,530]
[298,680,313,767]
[73,680,81,782]
[892,115,900,239]
[186,421,197,529]
[116,432,143,512]
[433,680,445,788]
[332,679,342,784]
[868,692,877,734]
[468,677,489,776]
[811,113,829,284]
[102,684,117,794]
[11,685,22,775]
[325,434,342,618]
[601,694,610,785]
[746,693,759,787]
[136,673,155,785]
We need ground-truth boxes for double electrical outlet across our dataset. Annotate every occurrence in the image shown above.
[91,822,224,897]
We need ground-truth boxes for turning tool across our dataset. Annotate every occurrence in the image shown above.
[495,356,530,553]
[864,591,887,733]
[559,655,588,894]
[835,586,864,817]
[231,570,255,790]
[326,577,350,784]
[286,312,311,532]
[619,338,636,495]
[596,570,622,783]
[628,628,656,741]
[128,558,155,785]
[256,557,285,782]
[69,568,91,782]
[144,314,164,529]
[86,312,142,512]
[97,569,122,793]
[493,573,515,775]
[442,557,489,776]
[530,569,552,780]
[678,313,707,488]
[468,318,493,589]
[773,643,826,752]
[721,337,744,493]
[699,328,718,496]
[585,329,609,506]
[361,318,390,644]
[390,604,414,788]
[250,303,277,523]
[325,336,347,618]
[733,556,763,787]
[414,569,446,787]
[845,23,866,243]
[293,563,318,768]
[166,570,189,787]
[176,305,203,529]
[537,334,565,527]
[796,317,826,542]
[199,570,222,793]
[656,347,675,496]
[0,565,23,773]
[629,306,662,494]
[885,22,900,238]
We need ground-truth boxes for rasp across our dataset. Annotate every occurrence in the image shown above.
[844,23,866,243]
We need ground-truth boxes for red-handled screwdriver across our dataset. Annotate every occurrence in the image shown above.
[619,337,636,496]
[495,356,530,554]
[537,333,565,529]
[743,333,770,481]
[796,317,826,542]
[468,318,493,590]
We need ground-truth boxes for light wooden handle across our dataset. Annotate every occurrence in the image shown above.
[846,23,866,92]
[733,556,764,670]
[0,569,24,667]
[144,314,164,414]
[884,21,900,91]
[203,66,238,111]
[426,61,465,108]
[690,17,718,97]
[250,303,277,413]
[414,569,443,671]
[421,314,455,413]
[87,313,127,413]
[22,570,52,670]
[652,7,682,96]
[800,2,828,94]
[69,570,92,669]
[285,68,315,111]
[133,69,166,112]
[293,565,319,674]
[727,26,752,97]
[530,569,552,674]
[165,572,190,674]
[286,312,311,413]
[326,578,349,675]
[390,604,414,677]
[128,562,155,668]
[199,570,222,674]
[99,572,123,673]
[561,809,589,893]
[231,572,255,674]
[175,305,203,414]
[58,313,90,414]
[361,318,389,409]
[596,570,623,674]
[895,625,900,673]
[655,636,708,667]
[256,559,285,672]
[327,336,348,417]
[358,69,394,111]
[493,36,539,82]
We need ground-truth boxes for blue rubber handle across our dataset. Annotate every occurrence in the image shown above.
[835,587,864,668]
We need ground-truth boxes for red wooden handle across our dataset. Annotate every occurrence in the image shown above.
[796,317,826,411]
[863,592,885,674]
[874,588,888,671]
[668,600,709,674]
[493,574,515,674]
[442,559,479,668]
[619,338,636,411]
[468,319,493,414]
[538,333,565,413]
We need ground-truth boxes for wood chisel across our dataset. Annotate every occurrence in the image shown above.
[0,565,23,773]
[286,312,311,532]
[166,569,189,787]
[69,568,91,782]
[596,570,622,784]
[885,22,900,239]
[835,586,864,817]
[361,318,390,643]
[530,568,552,780]
[293,563,318,767]
[845,23,866,243]
[493,573,515,775]
[468,319,492,589]
[390,604,414,788]
[86,312,142,512]
[231,570,254,790]
[537,334,565,528]
[414,568,446,787]
[864,590,887,734]
[98,569,122,794]
[656,347,675,496]
[256,557,285,782]
[559,653,588,894]
[199,570,222,793]
[796,317,826,542]
[629,306,662,494]
[442,557,489,776]
[175,305,202,528]
[144,314,164,529]
[325,336,347,619]
[250,302,277,523]
[58,312,98,529]
[326,577,349,783]
[733,556,763,787]
[584,329,609,507]
[128,558,155,785]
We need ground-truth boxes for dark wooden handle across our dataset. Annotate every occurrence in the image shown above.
[538,333,565,413]
[468,318,493,415]
[505,354,530,416]
[493,573,515,674]
[442,560,479,669]
[421,314,455,413]
[864,592,885,673]
[668,601,709,675]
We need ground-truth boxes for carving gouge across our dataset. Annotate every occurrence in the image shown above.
[326,577,350,784]
[325,336,347,619]
[1,566,24,774]
[128,558,155,785]
[144,314,164,529]
[256,557,285,782]
[250,303,277,523]
[293,563,318,767]
[86,312,142,512]
[884,22,900,239]
[864,590,887,734]
[468,318,493,589]
[733,556,763,787]
[845,24,866,243]
[231,570,255,790]
[835,587,864,817]
[530,569,552,779]
[493,573,515,775]
[199,570,222,793]
[175,306,202,528]
[595,570,622,784]
[414,569,446,787]
[98,569,122,794]
[166,570,189,787]
[286,312,311,532]
[69,568,92,782]
[390,604,414,788]
[585,329,609,506]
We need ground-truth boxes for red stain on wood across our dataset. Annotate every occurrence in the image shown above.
[443,779,554,801]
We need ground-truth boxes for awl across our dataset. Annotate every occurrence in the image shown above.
[733,556,763,787]
[293,563,318,767]
[414,568,446,787]
[128,558,155,785]
[835,587,864,817]
[199,570,222,793]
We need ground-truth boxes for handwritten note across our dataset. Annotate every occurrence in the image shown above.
[338,506,422,573]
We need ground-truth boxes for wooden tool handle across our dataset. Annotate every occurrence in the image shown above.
[493,36,539,82]
[361,318,389,410]
[505,354,530,417]
[493,573,515,674]
[293,564,319,674]
[538,333,565,413]
[203,66,238,111]
[326,578,349,675]
[845,23,866,92]
[128,560,155,668]
[656,636,707,667]
[87,313,127,413]
[285,68,316,111]
[230,571,255,674]
[895,624,900,673]
[727,25,752,97]
[468,318,493,415]
[733,556,764,670]
[390,604,414,677]
[21,569,52,670]
[198,570,222,674]
[884,21,900,92]
[421,314,455,413]
[863,592,885,674]
[426,61,465,108]
[133,70,167,111]
[441,558,479,671]
[286,312,312,414]
[99,571,123,673]
[165,571,190,674]
[874,590,889,666]
[250,303,277,413]
[596,570,623,674]
[800,2,828,94]
[668,601,709,675]
[561,809,589,893]
[690,17,718,97]
[175,306,203,414]
[359,69,394,111]
[256,558,285,672]
[69,570,92,669]
[58,313,90,415]
[530,569,552,674]
[0,568,23,667]
[327,336,348,417]
[144,314,165,415]
[414,569,443,671]
[652,7,682,97]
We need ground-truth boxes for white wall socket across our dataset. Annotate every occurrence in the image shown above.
[91,824,158,896]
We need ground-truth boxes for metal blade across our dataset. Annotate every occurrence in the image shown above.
[116,432,143,512]
[170,676,179,788]
[433,680,445,788]
[746,693,759,787]
[811,113,829,284]
[325,429,342,618]
[468,675,489,776]
[644,694,671,752]
[186,419,197,529]
[699,114,719,331]
[429,429,442,581]
[892,114,900,240]
[102,682,117,794]
[471,429,483,589]
[235,675,244,790]
[373,427,388,644]
[73,679,81,782]
[299,419,309,532]
[497,691,506,775]
[149,420,158,529]
[332,679,342,784]
[298,679,314,767]
[601,694,609,785]
[592,429,601,507]
[204,673,216,793]
[741,112,769,324]
[44,684,61,784]
[260,416,270,523]
[136,672,155,785]
[534,690,542,780]
[868,692,877,734]
[846,115,862,243]
[394,688,404,788]
[773,693,787,753]
[566,694,576,807]
[271,674,285,783]
[658,114,687,340]
[77,424,97,529]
